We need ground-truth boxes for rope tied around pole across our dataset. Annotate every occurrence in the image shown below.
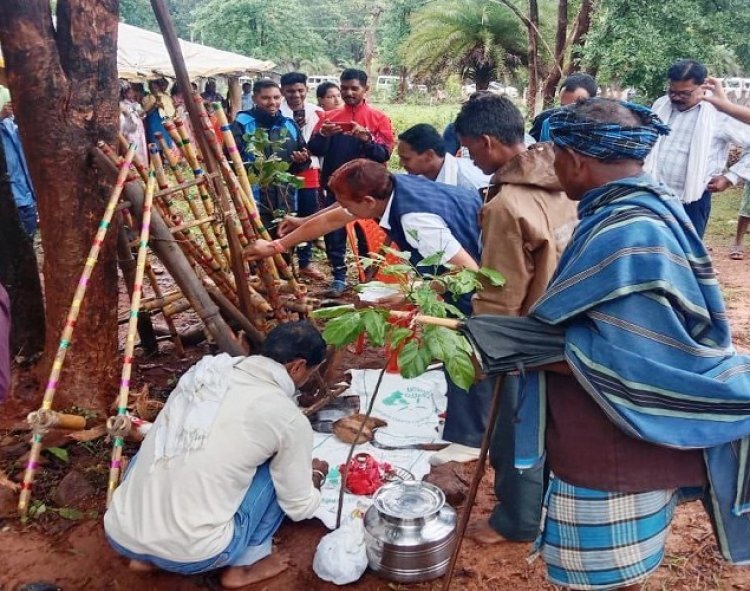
[106,415,133,440]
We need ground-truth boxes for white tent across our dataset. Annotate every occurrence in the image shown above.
[117,23,275,80]
[0,22,274,84]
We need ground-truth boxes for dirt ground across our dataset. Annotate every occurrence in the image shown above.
[3,244,750,591]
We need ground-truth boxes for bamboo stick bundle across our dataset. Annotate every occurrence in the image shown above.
[168,119,233,266]
[18,146,138,515]
[144,175,240,308]
[107,169,158,505]
[149,144,228,271]
[117,133,149,184]
[155,132,242,249]
[210,103,304,296]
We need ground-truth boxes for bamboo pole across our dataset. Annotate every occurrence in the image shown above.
[150,0,256,325]
[117,133,149,183]
[18,145,137,515]
[107,170,157,505]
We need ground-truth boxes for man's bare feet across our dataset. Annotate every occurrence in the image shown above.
[220,552,290,589]
[128,559,156,572]
[466,520,517,545]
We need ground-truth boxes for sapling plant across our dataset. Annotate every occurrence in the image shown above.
[242,128,303,227]
[311,246,505,390]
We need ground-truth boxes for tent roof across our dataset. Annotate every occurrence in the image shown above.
[117,23,275,80]
[0,22,274,84]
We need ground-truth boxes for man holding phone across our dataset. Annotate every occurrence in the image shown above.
[307,69,394,296]
[280,72,327,280]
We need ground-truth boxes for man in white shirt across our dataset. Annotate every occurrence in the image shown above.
[240,82,253,111]
[645,59,750,238]
[397,123,490,191]
[105,321,329,589]
[280,72,329,280]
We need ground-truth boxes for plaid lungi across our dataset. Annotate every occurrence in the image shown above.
[537,477,678,590]
[739,184,750,218]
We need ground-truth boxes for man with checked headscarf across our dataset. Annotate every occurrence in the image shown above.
[507,98,750,590]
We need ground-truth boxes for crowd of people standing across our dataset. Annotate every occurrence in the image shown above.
[4,58,750,591]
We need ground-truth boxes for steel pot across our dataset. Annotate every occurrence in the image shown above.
[363,480,456,583]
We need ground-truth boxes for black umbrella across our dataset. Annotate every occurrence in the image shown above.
[462,315,566,375]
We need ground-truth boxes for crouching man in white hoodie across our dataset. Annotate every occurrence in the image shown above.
[105,321,329,589]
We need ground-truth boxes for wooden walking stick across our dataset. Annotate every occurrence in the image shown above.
[106,169,157,505]
[18,145,137,515]
[441,375,505,591]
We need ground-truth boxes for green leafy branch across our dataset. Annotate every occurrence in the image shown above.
[243,128,304,190]
[311,248,504,390]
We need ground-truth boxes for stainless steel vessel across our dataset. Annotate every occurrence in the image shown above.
[363,480,457,583]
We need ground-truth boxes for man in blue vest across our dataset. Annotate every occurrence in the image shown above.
[1,101,37,238]
[231,79,310,232]
[244,159,493,458]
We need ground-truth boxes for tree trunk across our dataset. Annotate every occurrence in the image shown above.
[564,0,595,76]
[526,0,540,117]
[0,0,121,414]
[541,0,569,109]
[0,139,45,363]
[364,5,384,83]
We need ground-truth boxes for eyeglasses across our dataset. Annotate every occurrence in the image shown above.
[667,87,699,99]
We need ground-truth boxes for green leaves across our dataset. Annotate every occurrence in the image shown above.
[446,350,476,391]
[362,310,388,347]
[397,341,432,378]
[46,447,69,463]
[479,267,506,287]
[310,304,355,320]
[322,312,364,347]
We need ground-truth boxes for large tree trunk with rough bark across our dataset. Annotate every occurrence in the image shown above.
[0,0,120,414]
[0,140,46,363]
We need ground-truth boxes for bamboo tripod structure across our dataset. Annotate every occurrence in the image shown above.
[18,146,137,515]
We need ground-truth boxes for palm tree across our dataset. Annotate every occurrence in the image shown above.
[400,0,527,90]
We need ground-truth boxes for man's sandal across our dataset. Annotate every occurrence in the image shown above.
[730,247,745,260]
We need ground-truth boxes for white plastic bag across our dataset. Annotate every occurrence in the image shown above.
[312,517,368,585]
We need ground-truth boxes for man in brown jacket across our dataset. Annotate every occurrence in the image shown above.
[454,94,577,544]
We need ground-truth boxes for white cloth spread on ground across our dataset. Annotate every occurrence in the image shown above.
[104,355,320,563]
[312,369,447,529]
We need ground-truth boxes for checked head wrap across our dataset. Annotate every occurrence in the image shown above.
[547,98,670,161]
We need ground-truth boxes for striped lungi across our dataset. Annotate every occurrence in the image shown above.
[537,477,678,590]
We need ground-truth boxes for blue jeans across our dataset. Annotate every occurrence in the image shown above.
[683,190,711,239]
[442,372,493,448]
[296,187,319,268]
[107,461,284,575]
[322,189,347,282]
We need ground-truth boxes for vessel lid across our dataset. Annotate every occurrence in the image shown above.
[372,480,445,519]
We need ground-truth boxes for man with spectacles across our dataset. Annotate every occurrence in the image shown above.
[644,59,750,238]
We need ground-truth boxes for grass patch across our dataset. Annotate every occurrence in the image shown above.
[705,187,742,245]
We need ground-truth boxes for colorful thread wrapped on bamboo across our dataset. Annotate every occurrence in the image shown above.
[18,145,138,515]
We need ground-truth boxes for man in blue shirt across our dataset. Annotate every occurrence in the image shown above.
[231,79,311,232]
[1,102,37,238]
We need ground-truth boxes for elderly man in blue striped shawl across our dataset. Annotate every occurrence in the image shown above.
[498,98,750,591]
